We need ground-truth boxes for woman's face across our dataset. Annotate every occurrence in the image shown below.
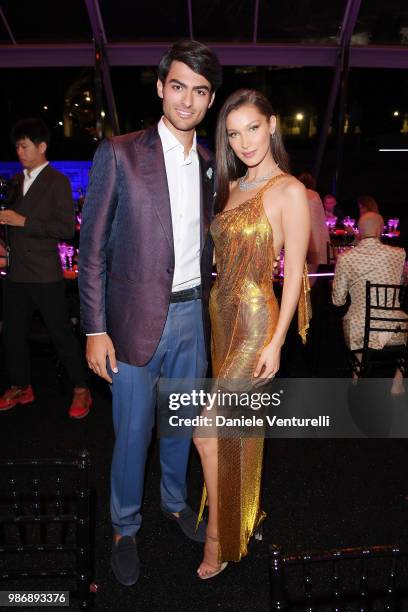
[226,104,276,168]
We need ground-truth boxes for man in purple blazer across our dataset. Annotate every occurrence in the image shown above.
[79,40,222,585]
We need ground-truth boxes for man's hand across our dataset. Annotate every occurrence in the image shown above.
[0,210,26,227]
[86,334,118,383]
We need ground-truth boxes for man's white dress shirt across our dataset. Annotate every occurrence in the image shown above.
[23,162,49,196]
[158,117,201,292]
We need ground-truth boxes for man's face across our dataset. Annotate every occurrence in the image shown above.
[324,195,336,213]
[15,137,47,171]
[157,60,215,134]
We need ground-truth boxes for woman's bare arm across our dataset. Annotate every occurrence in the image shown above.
[254,179,310,378]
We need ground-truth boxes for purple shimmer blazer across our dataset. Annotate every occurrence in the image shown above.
[78,124,214,366]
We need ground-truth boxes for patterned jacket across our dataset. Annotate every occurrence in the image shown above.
[332,238,407,350]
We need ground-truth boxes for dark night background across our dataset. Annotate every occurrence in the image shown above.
[0,2,408,610]
[0,0,407,222]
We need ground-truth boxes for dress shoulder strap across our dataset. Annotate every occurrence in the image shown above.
[257,173,287,197]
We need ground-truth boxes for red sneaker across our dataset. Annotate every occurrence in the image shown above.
[0,385,35,412]
[69,388,92,419]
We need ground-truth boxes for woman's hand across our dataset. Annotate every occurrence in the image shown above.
[253,340,282,382]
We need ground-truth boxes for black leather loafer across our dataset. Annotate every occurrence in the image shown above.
[111,536,140,586]
[161,504,207,542]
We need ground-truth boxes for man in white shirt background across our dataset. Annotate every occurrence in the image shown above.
[0,118,91,418]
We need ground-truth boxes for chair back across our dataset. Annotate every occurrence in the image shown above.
[364,282,408,342]
[270,543,408,610]
[360,282,408,372]
[0,450,95,608]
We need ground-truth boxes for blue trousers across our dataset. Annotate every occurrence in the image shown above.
[110,298,207,537]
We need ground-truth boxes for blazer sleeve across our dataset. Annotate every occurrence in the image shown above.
[332,254,350,306]
[78,139,118,334]
[23,173,75,239]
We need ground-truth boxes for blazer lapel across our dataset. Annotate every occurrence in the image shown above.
[11,174,24,207]
[13,165,52,213]
[198,146,214,253]
[138,126,174,252]
[137,127,213,256]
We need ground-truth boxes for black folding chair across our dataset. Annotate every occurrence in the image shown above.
[349,282,408,378]
[0,450,96,609]
[269,543,408,610]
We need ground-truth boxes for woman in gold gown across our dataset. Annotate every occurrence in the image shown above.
[194,89,311,578]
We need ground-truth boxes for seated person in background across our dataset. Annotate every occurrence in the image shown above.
[323,193,345,223]
[358,194,379,217]
[0,239,6,269]
[332,212,408,395]
[298,172,329,269]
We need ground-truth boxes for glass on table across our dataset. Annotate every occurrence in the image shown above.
[58,242,67,269]
[326,216,337,230]
[343,216,356,229]
[387,218,400,233]
[65,245,75,270]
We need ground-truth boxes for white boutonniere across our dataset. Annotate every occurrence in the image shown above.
[206,167,213,180]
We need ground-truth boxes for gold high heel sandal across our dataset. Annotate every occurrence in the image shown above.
[197,534,228,580]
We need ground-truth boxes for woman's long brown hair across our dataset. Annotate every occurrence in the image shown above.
[215,89,290,213]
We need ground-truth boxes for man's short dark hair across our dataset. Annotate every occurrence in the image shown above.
[11,118,50,147]
[158,39,222,92]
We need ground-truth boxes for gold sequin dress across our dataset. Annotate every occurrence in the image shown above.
[209,174,311,562]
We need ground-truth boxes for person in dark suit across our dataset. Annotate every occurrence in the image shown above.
[79,40,222,586]
[0,118,91,418]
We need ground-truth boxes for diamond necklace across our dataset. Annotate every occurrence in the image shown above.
[238,164,280,192]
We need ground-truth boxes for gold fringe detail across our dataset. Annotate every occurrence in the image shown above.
[196,483,207,531]
[298,263,312,344]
